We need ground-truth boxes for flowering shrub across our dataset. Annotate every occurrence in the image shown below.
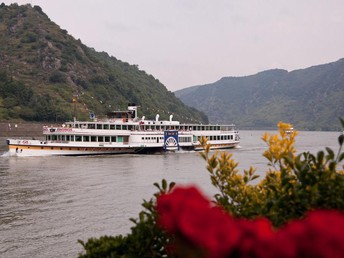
[200,121,344,227]
[79,120,344,257]
[157,186,344,258]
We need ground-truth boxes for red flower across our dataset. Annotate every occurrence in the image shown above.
[303,210,344,258]
[276,210,344,258]
[236,217,275,258]
[156,186,344,258]
[275,220,307,258]
[157,186,210,233]
[157,186,242,257]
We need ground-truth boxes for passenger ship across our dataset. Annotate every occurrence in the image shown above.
[6,104,240,156]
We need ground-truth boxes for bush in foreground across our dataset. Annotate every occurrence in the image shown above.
[79,120,344,257]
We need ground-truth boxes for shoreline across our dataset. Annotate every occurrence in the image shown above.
[0,122,59,137]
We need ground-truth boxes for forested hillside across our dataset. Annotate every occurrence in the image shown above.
[0,3,208,123]
[175,59,344,131]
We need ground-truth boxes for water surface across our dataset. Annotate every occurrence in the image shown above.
[0,130,342,257]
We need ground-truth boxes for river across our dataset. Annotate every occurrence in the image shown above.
[0,130,342,257]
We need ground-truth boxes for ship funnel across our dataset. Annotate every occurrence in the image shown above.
[169,114,173,121]
[156,114,159,121]
[128,103,138,119]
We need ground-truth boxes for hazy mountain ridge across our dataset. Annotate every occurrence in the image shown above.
[175,59,344,130]
[0,3,208,123]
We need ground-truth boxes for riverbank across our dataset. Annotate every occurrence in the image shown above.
[0,122,58,137]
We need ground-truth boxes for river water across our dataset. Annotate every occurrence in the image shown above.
[0,130,342,257]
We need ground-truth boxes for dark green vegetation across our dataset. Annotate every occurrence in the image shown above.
[175,59,344,131]
[0,3,207,123]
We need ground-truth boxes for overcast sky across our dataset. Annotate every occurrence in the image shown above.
[3,0,344,91]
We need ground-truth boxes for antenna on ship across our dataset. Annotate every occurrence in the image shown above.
[72,94,78,122]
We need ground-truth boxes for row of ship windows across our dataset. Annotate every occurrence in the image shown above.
[69,123,234,132]
[46,135,124,142]
[199,135,234,141]
[141,136,192,143]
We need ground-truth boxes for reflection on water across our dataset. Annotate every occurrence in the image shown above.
[0,130,342,257]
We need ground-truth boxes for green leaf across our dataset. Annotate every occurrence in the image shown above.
[340,117,344,128]
[325,147,335,160]
[338,134,344,146]
[162,179,167,190]
[169,182,176,191]
[153,182,162,192]
[268,184,277,192]
[339,152,344,162]
[317,151,324,163]
[251,175,260,181]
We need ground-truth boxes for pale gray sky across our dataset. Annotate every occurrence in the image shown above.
[3,0,344,91]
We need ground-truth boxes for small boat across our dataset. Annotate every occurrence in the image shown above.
[6,104,240,156]
[285,127,294,135]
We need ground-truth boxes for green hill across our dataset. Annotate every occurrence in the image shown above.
[0,3,208,124]
[175,59,344,131]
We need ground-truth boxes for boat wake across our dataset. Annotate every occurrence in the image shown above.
[0,151,11,157]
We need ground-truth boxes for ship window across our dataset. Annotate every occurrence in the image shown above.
[111,136,116,142]
[116,125,121,130]
[128,125,133,130]
[98,136,104,142]
[66,135,70,141]
[117,136,123,142]
[104,124,109,130]
[97,124,102,129]
[52,135,57,141]
[122,125,127,130]
[91,136,97,142]
[75,136,82,142]
[88,124,95,129]
[71,135,74,141]
[105,136,110,142]
[83,136,89,142]
[61,135,65,141]
[110,124,116,130]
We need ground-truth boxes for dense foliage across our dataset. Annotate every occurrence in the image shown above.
[0,3,207,123]
[175,61,344,131]
[78,120,344,257]
[200,121,344,227]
